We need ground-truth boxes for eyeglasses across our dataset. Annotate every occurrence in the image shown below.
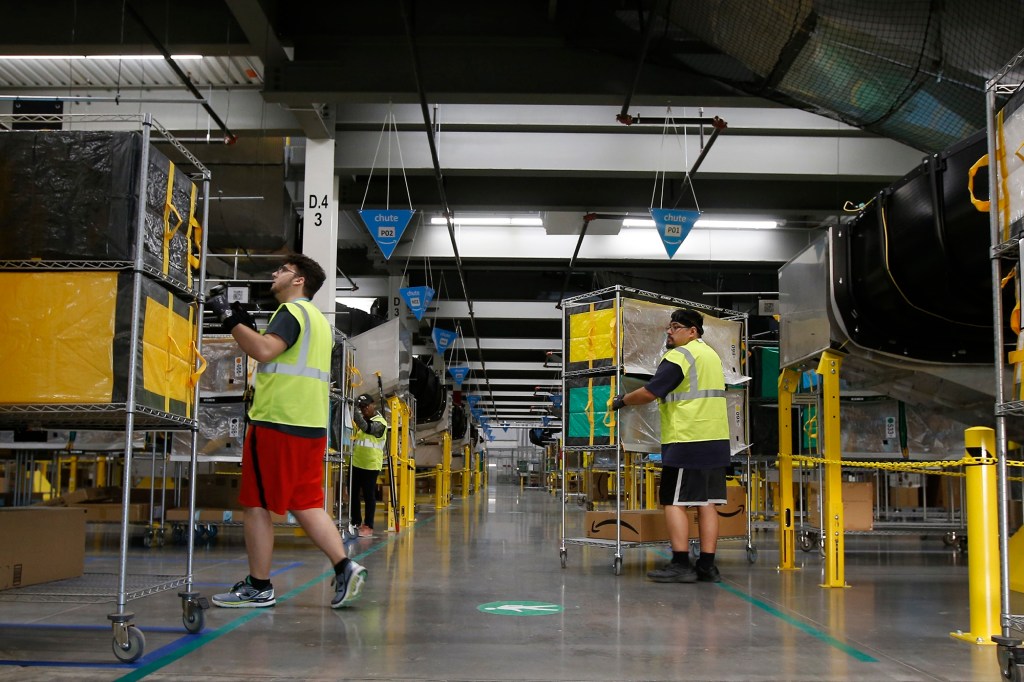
[666,323,692,332]
[274,265,297,276]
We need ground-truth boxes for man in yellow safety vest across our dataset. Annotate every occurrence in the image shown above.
[350,393,388,537]
[611,308,730,583]
[207,254,367,609]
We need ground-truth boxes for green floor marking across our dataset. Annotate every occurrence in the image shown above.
[478,600,564,616]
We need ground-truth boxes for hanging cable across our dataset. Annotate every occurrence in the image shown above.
[124,2,237,143]
[400,0,496,413]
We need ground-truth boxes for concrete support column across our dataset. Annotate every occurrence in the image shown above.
[302,139,338,315]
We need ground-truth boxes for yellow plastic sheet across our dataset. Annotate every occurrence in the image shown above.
[0,271,117,403]
[568,307,616,364]
[141,292,196,417]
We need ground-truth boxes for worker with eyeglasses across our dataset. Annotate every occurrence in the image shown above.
[206,254,367,609]
[611,308,730,584]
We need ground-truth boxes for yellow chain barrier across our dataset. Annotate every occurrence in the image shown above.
[784,453,1024,481]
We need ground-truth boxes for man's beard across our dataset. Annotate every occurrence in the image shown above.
[665,339,674,349]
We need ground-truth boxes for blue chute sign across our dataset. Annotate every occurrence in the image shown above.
[358,209,415,260]
[432,327,458,354]
[448,365,470,385]
[399,285,434,320]
[649,208,700,258]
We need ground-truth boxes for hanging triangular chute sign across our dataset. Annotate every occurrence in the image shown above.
[359,209,415,260]
[448,365,470,385]
[432,327,458,354]
[649,208,700,258]
[399,285,434,320]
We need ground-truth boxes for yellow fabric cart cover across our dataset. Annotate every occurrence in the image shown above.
[565,300,617,372]
[0,271,118,403]
[0,271,198,419]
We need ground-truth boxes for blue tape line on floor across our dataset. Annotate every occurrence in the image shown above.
[113,515,433,682]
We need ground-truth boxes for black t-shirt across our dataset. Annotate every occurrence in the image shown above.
[250,306,326,438]
[644,354,731,469]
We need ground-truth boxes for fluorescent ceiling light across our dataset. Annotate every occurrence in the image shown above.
[696,219,778,229]
[430,216,543,227]
[622,217,779,229]
[0,54,202,61]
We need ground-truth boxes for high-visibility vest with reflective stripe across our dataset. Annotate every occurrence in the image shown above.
[352,413,388,470]
[658,339,730,445]
[249,299,332,429]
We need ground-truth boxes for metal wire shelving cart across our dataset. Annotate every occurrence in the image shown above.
[557,285,754,575]
[0,113,211,662]
[982,48,1024,681]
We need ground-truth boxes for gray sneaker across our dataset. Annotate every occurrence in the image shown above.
[212,578,276,608]
[331,560,367,609]
[647,561,698,583]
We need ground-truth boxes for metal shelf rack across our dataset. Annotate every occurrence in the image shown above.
[557,285,753,575]
[984,46,1024,681]
[0,113,212,663]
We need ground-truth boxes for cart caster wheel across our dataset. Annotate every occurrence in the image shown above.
[112,626,145,663]
[156,528,166,548]
[183,606,205,634]
[577,496,586,507]
[943,531,957,547]
[559,549,567,569]
[957,537,968,555]
[613,557,622,576]
[746,546,758,564]
[142,531,153,548]
[799,532,813,552]
[205,524,218,539]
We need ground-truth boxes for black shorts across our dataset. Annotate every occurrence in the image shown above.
[659,466,728,506]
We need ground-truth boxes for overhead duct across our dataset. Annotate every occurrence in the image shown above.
[662,1,1024,152]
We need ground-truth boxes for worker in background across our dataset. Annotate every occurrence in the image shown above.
[206,254,367,608]
[350,393,387,537]
[611,308,730,583]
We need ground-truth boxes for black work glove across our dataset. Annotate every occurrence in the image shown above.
[610,394,626,411]
[207,287,256,334]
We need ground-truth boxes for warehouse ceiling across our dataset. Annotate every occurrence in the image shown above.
[1,0,1019,427]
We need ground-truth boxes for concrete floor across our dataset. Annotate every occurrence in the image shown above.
[0,482,1009,681]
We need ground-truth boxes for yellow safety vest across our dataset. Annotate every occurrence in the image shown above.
[352,413,388,470]
[658,339,729,444]
[248,299,332,429]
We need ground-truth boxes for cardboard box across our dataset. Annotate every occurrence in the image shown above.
[889,486,921,508]
[687,485,747,539]
[165,507,294,524]
[0,507,86,590]
[586,509,668,542]
[808,482,874,531]
[195,474,242,509]
[71,502,149,523]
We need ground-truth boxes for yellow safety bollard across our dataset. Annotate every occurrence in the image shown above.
[950,426,999,646]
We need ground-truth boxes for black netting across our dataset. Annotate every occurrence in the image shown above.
[666,0,1024,152]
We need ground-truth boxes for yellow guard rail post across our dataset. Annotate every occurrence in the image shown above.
[777,367,799,570]
[461,445,471,499]
[816,351,848,588]
[951,426,999,645]
[435,431,451,510]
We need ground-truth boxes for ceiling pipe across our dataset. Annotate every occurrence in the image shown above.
[616,0,669,126]
[125,3,237,144]
[399,0,497,414]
